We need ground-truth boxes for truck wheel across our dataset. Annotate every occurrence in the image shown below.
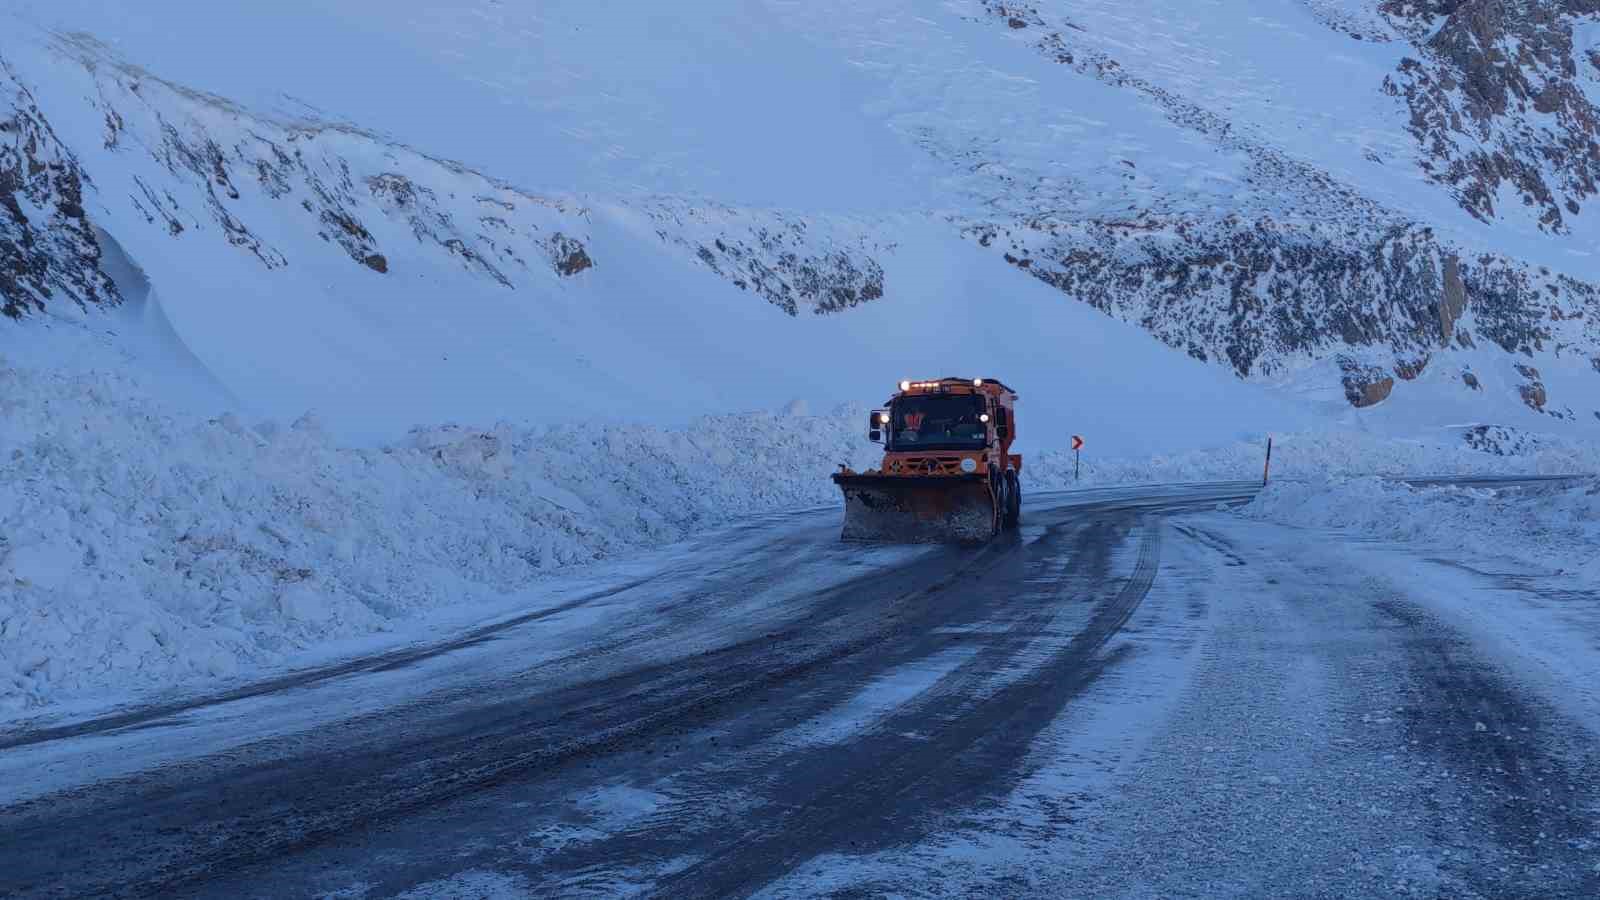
[989,468,1006,537]
[1004,471,1021,528]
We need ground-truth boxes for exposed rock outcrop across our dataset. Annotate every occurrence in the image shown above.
[644,203,888,317]
[1379,0,1600,232]
[1395,355,1429,380]
[0,57,117,318]
[547,233,592,276]
[1439,254,1466,344]
[1515,363,1548,411]
[1339,357,1396,408]
[967,214,1596,379]
[1458,423,1547,456]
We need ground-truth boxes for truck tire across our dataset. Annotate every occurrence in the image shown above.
[1004,470,1021,528]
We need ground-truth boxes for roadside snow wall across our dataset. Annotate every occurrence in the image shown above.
[1243,476,1600,581]
[0,357,881,715]
[4,350,1599,716]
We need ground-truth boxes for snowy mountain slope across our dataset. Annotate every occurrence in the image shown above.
[0,19,1324,454]
[950,1,1600,393]
[4,1,1600,440]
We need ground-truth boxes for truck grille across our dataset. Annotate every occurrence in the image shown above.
[888,456,966,475]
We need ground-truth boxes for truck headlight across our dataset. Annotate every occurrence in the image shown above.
[960,458,978,473]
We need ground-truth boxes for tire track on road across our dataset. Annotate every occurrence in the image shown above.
[0,520,1037,900]
[645,516,1164,899]
[1375,600,1600,899]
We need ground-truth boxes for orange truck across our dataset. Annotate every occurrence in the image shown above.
[831,377,1021,543]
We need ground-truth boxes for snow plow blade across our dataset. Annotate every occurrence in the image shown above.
[831,474,996,544]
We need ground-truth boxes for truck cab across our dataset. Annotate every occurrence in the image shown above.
[832,377,1022,543]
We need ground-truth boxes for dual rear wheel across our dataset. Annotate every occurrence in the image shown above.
[993,468,1022,534]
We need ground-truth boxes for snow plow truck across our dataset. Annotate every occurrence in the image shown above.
[831,378,1021,543]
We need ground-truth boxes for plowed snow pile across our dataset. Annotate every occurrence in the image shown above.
[1244,477,1600,580]
[6,342,1598,718]
[0,355,883,716]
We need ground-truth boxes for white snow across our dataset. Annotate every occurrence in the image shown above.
[3,0,1600,722]
[0,341,882,716]
[1241,477,1600,778]
[1243,476,1600,581]
[4,325,1592,720]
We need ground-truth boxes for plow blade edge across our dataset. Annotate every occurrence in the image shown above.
[831,474,997,544]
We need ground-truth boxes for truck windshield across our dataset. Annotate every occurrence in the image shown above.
[890,394,988,450]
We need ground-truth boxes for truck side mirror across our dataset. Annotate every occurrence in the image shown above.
[997,426,1010,439]
[869,429,882,442]
[868,410,888,443]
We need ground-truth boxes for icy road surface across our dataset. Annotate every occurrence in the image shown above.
[2,481,1599,898]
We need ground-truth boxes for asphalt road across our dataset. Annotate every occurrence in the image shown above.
[2,480,1597,898]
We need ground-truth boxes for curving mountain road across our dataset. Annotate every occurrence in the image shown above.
[1,481,1597,899]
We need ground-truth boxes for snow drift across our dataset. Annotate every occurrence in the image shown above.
[1244,475,1600,582]
[5,335,1597,718]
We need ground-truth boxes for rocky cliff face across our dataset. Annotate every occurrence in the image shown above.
[1380,0,1600,232]
[963,0,1600,412]
[0,58,117,319]
[965,212,1598,380]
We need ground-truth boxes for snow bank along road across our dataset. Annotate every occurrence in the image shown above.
[2,480,1599,898]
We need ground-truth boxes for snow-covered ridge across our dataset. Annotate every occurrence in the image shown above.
[29,33,887,319]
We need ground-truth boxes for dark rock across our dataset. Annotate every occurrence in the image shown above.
[1520,381,1548,410]
[548,233,593,276]
[1515,364,1548,410]
[1459,424,1543,456]
[1395,355,1429,380]
[362,253,388,273]
[0,56,119,319]
[680,217,886,316]
[1462,370,1481,390]
[1339,357,1395,408]
[1439,253,1465,343]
